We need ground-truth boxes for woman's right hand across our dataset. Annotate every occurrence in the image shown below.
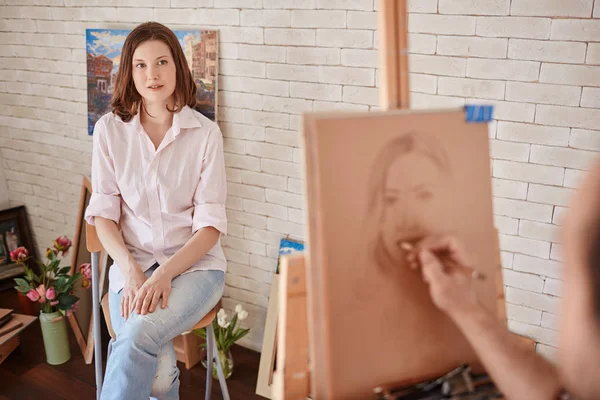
[121,266,147,320]
[408,235,481,320]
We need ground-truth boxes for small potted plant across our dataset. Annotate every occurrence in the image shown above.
[194,304,250,379]
[12,236,91,365]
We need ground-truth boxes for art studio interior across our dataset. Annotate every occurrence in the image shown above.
[0,0,600,399]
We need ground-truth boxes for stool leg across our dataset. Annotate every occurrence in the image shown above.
[91,251,103,400]
[205,326,213,400]
[208,325,230,400]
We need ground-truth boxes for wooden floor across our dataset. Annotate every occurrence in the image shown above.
[0,287,267,400]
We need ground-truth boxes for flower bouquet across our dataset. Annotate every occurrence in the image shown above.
[193,304,250,379]
[12,236,92,365]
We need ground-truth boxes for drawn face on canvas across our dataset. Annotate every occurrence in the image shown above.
[380,151,448,263]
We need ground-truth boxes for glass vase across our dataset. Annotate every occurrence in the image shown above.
[202,347,234,380]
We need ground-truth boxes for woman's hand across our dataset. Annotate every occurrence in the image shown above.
[122,266,147,320]
[406,235,480,319]
[130,270,172,316]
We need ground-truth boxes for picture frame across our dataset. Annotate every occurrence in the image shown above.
[256,238,304,399]
[0,205,38,281]
[67,176,110,364]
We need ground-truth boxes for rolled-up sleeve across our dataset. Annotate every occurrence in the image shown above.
[192,127,227,235]
[84,118,121,226]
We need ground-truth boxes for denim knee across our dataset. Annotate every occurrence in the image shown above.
[117,313,161,354]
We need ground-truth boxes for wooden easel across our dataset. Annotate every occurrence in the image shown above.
[272,1,508,398]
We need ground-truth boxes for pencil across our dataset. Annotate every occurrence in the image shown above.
[400,242,487,281]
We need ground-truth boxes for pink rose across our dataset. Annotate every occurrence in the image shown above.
[10,247,28,262]
[36,284,46,303]
[53,236,72,256]
[26,289,39,302]
[46,287,56,300]
[79,263,92,280]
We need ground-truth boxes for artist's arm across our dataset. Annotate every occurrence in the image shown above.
[412,236,561,400]
[132,126,228,315]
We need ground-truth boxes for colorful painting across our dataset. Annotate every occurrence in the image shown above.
[86,28,218,135]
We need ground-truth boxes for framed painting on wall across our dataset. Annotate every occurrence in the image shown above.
[86,28,218,135]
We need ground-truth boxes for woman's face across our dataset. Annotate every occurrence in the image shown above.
[131,40,176,106]
[380,152,448,263]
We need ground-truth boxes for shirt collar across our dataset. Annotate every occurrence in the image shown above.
[173,105,204,132]
[119,105,203,135]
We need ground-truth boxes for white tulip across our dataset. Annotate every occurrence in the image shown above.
[235,304,243,314]
[217,316,228,328]
[238,310,248,321]
[217,308,227,320]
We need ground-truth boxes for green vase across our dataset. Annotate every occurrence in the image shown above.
[39,311,71,365]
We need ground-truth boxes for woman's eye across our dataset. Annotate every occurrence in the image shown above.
[158,59,167,65]
[135,63,145,68]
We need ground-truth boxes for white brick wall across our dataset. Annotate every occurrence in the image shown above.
[1,0,599,355]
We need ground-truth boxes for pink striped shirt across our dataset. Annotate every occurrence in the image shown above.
[84,105,227,293]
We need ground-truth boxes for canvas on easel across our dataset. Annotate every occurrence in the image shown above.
[303,108,498,399]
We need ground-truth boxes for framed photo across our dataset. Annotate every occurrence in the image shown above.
[66,176,110,364]
[256,238,304,399]
[0,206,38,281]
[86,28,218,135]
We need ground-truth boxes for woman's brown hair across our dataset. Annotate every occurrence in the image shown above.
[111,21,197,122]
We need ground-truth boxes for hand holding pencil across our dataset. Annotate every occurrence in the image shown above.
[400,240,487,281]
[401,235,484,318]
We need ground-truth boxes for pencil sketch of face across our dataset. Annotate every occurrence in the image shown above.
[368,133,452,271]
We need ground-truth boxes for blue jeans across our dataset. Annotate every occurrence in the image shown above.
[101,264,225,400]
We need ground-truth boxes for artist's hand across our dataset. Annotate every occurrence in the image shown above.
[122,266,147,320]
[408,235,480,319]
[130,269,172,316]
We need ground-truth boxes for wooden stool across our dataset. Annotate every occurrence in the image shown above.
[86,221,229,400]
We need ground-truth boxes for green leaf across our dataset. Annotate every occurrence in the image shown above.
[49,259,60,270]
[14,278,30,288]
[58,294,79,307]
[192,328,207,339]
[227,314,238,339]
[57,266,71,275]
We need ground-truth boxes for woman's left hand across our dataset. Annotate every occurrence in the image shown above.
[130,272,172,315]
